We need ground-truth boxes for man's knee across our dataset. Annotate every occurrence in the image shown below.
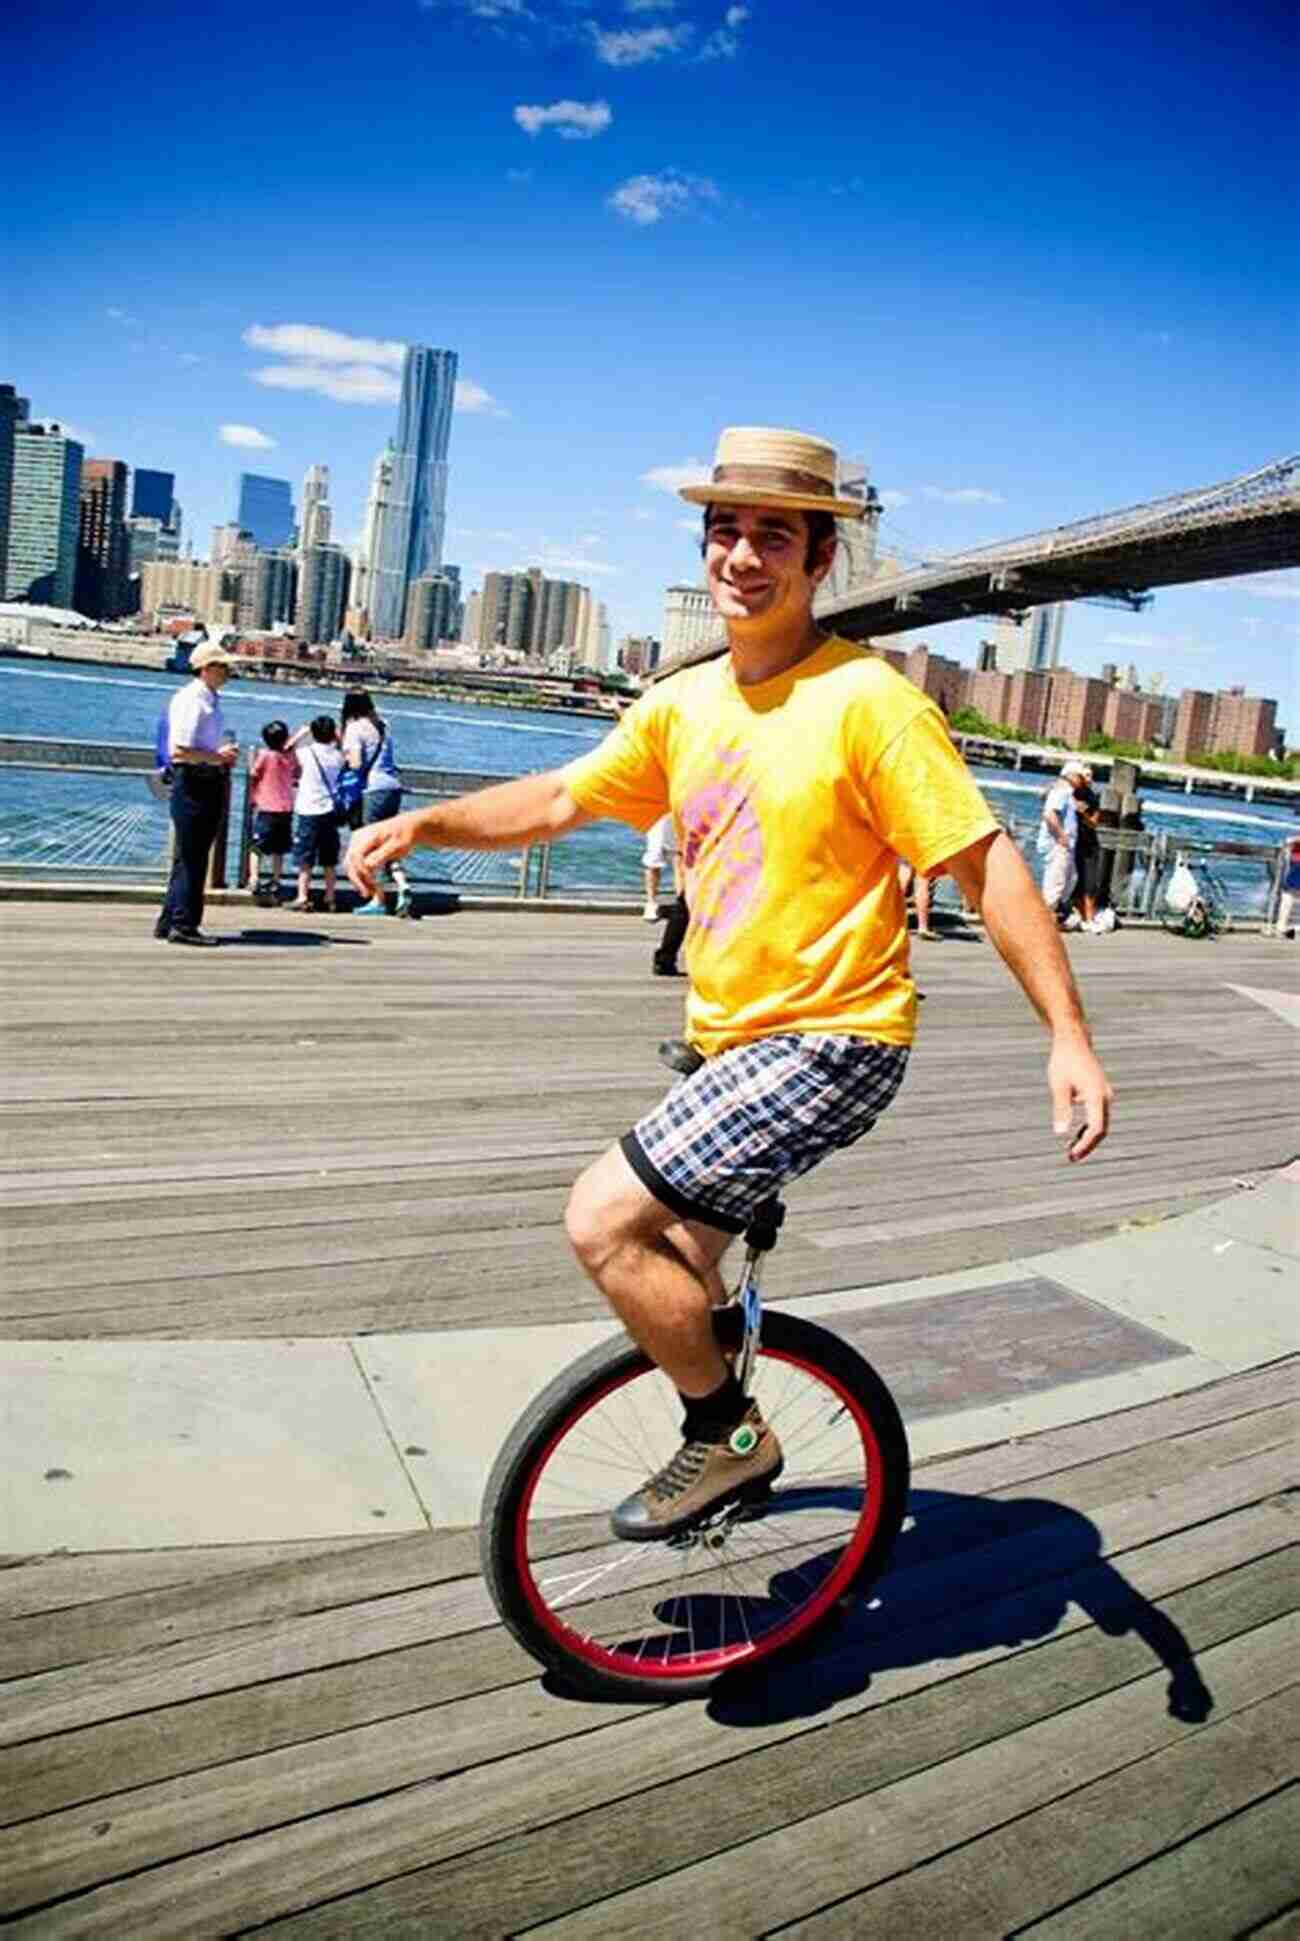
[565,1144,667,1277]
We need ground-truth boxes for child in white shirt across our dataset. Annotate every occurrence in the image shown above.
[287,716,345,912]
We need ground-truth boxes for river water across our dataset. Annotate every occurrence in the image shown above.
[1,658,1294,911]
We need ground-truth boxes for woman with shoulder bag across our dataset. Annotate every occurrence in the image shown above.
[339,689,413,917]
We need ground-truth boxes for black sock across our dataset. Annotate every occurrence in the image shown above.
[680,1373,747,1443]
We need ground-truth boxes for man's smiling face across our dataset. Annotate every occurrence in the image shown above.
[703,504,834,631]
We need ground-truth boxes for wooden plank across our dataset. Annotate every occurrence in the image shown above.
[0,1536,394,1618]
[1004,1784,1300,1941]
[771,1690,1300,1938]
[5,1547,1293,1934]
[4,1472,1288,1832]
[4,1419,1292,1749]
[202,1606,1300,1941]
[0,1529,480,1678]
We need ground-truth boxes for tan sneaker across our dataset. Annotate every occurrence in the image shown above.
[610,1405,783,1542]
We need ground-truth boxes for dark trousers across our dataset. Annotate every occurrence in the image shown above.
[655,893,689,972]
[161,770,225,933]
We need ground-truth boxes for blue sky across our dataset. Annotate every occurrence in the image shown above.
[5,0,1296,724]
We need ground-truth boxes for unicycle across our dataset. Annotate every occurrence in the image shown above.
[479,1045,911,1702]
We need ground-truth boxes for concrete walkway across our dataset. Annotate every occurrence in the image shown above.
[6,1166,1296,1553]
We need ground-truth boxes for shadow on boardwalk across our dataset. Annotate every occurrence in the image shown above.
[707,1488,1214,1729]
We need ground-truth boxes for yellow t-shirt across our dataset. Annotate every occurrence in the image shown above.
[564,637,998,1054]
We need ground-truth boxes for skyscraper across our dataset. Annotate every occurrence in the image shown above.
[132,468,175,524]
[351,443,395,635]
[4,422,83,607]
[369,345,457,639]
[75,458,130,619]
[663,584,720,661]
[299,465,331,551]
[296,544,350,645]
[236,473,294,550]
[403,573,459,651]
[992,603,1065,675]
[0,384,31,596]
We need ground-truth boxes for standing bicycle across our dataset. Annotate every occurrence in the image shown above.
[349,424,1114,1694]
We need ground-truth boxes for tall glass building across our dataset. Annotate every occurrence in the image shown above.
[132,468,175,523]
[369,345,457,640]
[236,473,294,550]
[4,423,83,607]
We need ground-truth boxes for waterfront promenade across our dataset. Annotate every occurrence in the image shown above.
[1,899,1297,1933]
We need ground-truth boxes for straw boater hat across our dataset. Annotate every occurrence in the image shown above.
[190,643,236,671]
[679,426,867,520]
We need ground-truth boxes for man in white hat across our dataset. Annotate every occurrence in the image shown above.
[349,426,1113,1539]
[154,643,239,946]
[1037,759,1088,924]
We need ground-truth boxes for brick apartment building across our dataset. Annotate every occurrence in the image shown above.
[1171,686,1276,761]
[903,644,964,712]
[1206,687,1277,759]
[1042,670,1109,747]
[1102,686,1160,746]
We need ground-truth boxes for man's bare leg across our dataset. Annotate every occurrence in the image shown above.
[565,1144,734,1396]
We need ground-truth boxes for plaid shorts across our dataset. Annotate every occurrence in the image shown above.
[622,1033,910,1234]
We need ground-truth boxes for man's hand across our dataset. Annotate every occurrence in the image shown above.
[948,831,1114,1164]
[1048,1030,1113,1162]
[217,744,239,768]
[347,813,419,897]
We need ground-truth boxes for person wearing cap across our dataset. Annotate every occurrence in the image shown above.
[348,425,1113,1541]
[154,643,239,947]
[1037,760,1087,922]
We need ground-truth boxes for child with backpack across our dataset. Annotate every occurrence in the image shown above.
[286,716,345,912]
[246,720,299,905]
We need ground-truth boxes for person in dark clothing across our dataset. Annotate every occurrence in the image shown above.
[1071,766,1106,932]
[655,888,690,977]
[155,645,239,947]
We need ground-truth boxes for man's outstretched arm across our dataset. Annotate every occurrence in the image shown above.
[947,829,1114,1162]
[346,769,593,898]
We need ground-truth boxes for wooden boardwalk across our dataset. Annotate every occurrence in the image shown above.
[0,902,1295,1338]
[1,901,1298,1933]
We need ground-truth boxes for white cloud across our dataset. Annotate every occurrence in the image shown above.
[919,485,1006,505]
[624,0,679,10]
[454,378,508,415]
[877,489,910,509]
[1238,573,1300,601]
[243,322,405,368]
[252,361,401,404]
[219,423,276,450]
[642,458,710,492]
[514,98,612,138]
[588,20,692,63]
[698,2,749,58]
[1102,631,1161,650]
[177,352,203,367]
[243,323,504,416]
[105,306,141,327]
[609,171,719,225]
[506,167,535,182]
[533,550,619,576]
[676,516,702,533]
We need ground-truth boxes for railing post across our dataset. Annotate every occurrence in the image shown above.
[517,844,532,899]
[236,761,254,892]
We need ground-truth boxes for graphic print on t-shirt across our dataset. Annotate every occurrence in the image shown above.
[680,745,764,940]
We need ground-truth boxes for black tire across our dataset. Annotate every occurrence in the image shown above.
[479,1307,910,1702]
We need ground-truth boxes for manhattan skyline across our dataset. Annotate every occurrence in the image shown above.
[5,0,1295,721]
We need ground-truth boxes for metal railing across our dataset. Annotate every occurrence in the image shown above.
[0,734,1291,923]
